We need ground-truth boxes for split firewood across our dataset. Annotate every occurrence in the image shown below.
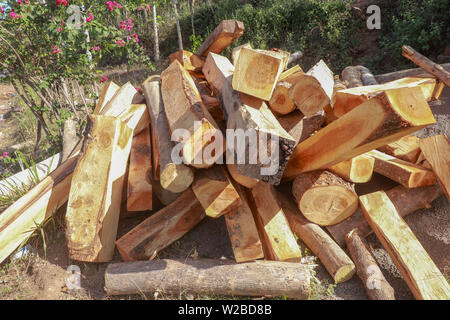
[224,183,264,263]
[375,63,450,84]
[192,166,241,218]
[93,81,120,115]
[360,191,450,300]
[345,229,395,300]
[278,192,356,284]
[327,183,444,248]
[226,163,259,189]
[231,42,252,65]
[232,47,284,101]
[99,82,138,117]
[341,66,363,88]
[127,125,152,212]
[328,154,375,184]
[377,134,421,163]
[402,45,450,87]
[195,20,244,57]
[292,171,359,226]
[193,78,224,125]
[0,155,78,264]
[419,134,450,200]
[333,77,443,118]
[289,60,334,117]
[118,104,151,137]
[66,115,133,262]
[105,259,311,299]
[247,182,302,262]
[142,75,194,193]
[268,66,305,115]
[116,188,205,261]
[160,60,223,168]
[283,87,436,179]
[277,110,324,146]
[367,149,436,188]
[169,50,205,72]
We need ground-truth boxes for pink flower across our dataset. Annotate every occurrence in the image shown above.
[17,0,23,5]
[90,46,100,51]
[10,10,22,19]
[146,5,151,11]
[57,27,63,33]
[138,6,142,11]
[106,1,115,11]
[56,0,68,6]
[100,76,108,83]
[86,12,94,22]
[113,1,122,9]
[132,33,139,43]
[0,6,4,14]
[2,152,8,159]
[52,45,60,54]
[116,39,125,46]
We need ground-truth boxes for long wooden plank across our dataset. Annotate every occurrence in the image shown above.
[419,135,450,200]
[99,82,137,117]
[360,191,450,300]
[66,116,133,262]
[284,86,436,180]
[195,20,244,57]
[93,81,120,115]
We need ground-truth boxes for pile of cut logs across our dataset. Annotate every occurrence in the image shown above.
[1,20,449,300]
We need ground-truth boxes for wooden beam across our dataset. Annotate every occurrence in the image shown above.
[118,104,151,136]
[99,82,138,117]
[160,60,223,168]
[278,192,356,284]
[93,81,120,115]
[127,125,152,212]
[142,75,194,193]
[345,229,395,300]
[277,110,324,146]
[247,182,302,262]
[192,166,241,218]
[232,47,284,101]
[419,135,450,200]
[66,115,133,262]
[203,52,234,100]
[292,171,358,226]
[360,191,450,300]
[105,259,311,299]
[224,183,264,263]
[195,20,244,57]
[327,184,444,248]
[328,154,375,183]
[378,134,421,163]
[283,86,436,180]
[367,149,436,188]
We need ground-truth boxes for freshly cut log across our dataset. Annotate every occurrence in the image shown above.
[99,82,137,117]
[342,66,363,88]
[196,20,244,57]
[292,171,358,226]
[402,45,450,87]
[160,60,223,168]
[224,183,264,263]
[142,75,194,193]
[268,81,296,115]
[66,115,133,262]
[247,182,302,262]
[333,77,442,118]
[345,229,395,300]
[0,155,78,264]
[360,191,450,300]
[93,81,120,115]
[358,65,378,86]
[277,110,324,146]
[192,166,241,218]
[169,50,205,72]
[278,192,356,284]
[118,104,151,136]
[419,135,450,200]
[328,154,374,183]
[327,184,444,247]
[284,87,436,179]
[116,188,205,261]
[105,259,311,299]
[231,42,252,65]
[226,163,259,189]
[289,60,334,117]
[232,47,284,101]
[367,149,436,188]
[378,134,421,163]
[127,126,152,212]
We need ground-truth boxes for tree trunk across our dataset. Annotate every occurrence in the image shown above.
[188,0,195,36]
[172,0,183,51]
[152,2,160,62]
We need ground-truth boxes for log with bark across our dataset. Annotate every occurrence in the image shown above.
[327,183,444,248]
[375,63,450,84]
[116,188,205,261]
[278,192,356,284]
[377,134,421,163]
[358,65,378,86]
[283,86,436,180]
[418,134,450,200]
[196,20,244,57]
[341,66,363,88]
[328,154,375,184]
[292,171,359,226]
[360,191,450,300]
[277,110,324,146]
[345,229,395,300]
[105,259,311,299]
[142,75,194,193]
